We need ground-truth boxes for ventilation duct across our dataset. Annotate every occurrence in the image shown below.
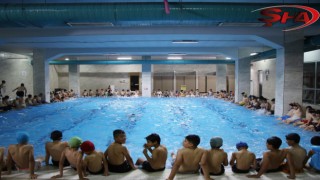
[0,3,280,28]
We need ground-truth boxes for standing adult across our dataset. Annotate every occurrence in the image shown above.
[0,80,5,98]
[12,83,27,98]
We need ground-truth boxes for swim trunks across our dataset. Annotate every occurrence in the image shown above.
[108,160,132,173]
[201,164,225,176]
[142,161,165,172]
[232,164,250,173]
[255,158,282,173]
[16,91,24,97]
[51,159,70,167]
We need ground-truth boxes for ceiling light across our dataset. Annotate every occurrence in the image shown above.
[226,57,231,60]
[250,52,258,56]
[65,58,69,61]
[172,40,198,44]
[167,56,182,60]
[218,22,264,27]
[168,53,187,56]
[117,57,132,60]
[66,22,114,27]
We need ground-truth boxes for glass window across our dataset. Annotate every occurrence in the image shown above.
[317,90,320,105]
[302,89,315,104]
[303,62,315,88]
[317,62,320,88]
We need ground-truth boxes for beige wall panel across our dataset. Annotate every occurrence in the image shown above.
[162,76,173,91]
[207,76,216,92]
[153,76,162,91]
[176,76,185,91]
[198,76,206,92]
[185,75,196,91]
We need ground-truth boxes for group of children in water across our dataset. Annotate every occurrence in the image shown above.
[0,130,319,180]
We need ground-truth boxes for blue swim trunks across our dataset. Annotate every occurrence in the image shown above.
[281,115,291,120]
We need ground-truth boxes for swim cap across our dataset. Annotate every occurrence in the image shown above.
[16,132,29,144]
[210,137,223,148]
[80,141,95,152]
[68,136,82,148]
[236,142,248,149]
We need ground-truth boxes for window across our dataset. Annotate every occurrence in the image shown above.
[303,61,319,104]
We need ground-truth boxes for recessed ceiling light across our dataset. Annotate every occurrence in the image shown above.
[226,57,231,60]
[250,52,258,56]
[172,40,198,44]
[167,56,182,60]
[168,53,187,56]
[117,57,132,60]
[66,22,114,27]
[65,58,69,61]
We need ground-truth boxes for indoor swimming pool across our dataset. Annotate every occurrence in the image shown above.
[0,97,317,167]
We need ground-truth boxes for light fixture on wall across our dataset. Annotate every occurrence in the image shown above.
[117,57,132,60]
[265,69,270,81]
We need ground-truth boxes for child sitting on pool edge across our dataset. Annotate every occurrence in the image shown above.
[135,133,168,172]
[51,136,83,179]
[104,129,136,173]
[230,141,256,173]
[7,132,42,179]
[247,136,295,179]
[167,134,212,180]
[78,141,109,179]
[45,130,69,167]
[304,136,320,172]
[204,137,228,176]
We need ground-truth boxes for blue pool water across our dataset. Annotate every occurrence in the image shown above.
[0,98,318,167]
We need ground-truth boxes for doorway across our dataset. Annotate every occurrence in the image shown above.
[130,75,139,91]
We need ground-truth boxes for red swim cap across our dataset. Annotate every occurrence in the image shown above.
[80,140,95,152]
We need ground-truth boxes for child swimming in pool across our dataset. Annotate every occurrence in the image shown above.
[204,137,228,176]
[167,134,212,180]
[135,133,168,172]
[45,130,69,167]
[230,141,256,173]
[51,136,83,179]
[7,132,41,179]
[247,136,295,179]
[78,141,109,179]
[104,129,136,173]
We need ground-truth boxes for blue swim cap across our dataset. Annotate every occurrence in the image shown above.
[236,142,248,149]
[16,132,29,144]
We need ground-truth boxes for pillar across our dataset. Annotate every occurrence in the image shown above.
[216,64,227,91]
[235,58,251,102]
[142,64,152,97]
[275,31,304,116]
[33,49,50,102]
[195,70,199,90]
[173,71,176,93]
[69,65,80,97]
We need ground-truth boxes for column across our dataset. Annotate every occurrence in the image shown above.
[275,31,304,116]
[142,64,152,97]
[216,64,227,91]
[195,70,199,90]
[173,71,176,93]
[33,49,50,102]
[235,59,251,102]
[69,64,80,97]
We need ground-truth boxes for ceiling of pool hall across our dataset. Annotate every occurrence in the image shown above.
[0,0,320,62]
